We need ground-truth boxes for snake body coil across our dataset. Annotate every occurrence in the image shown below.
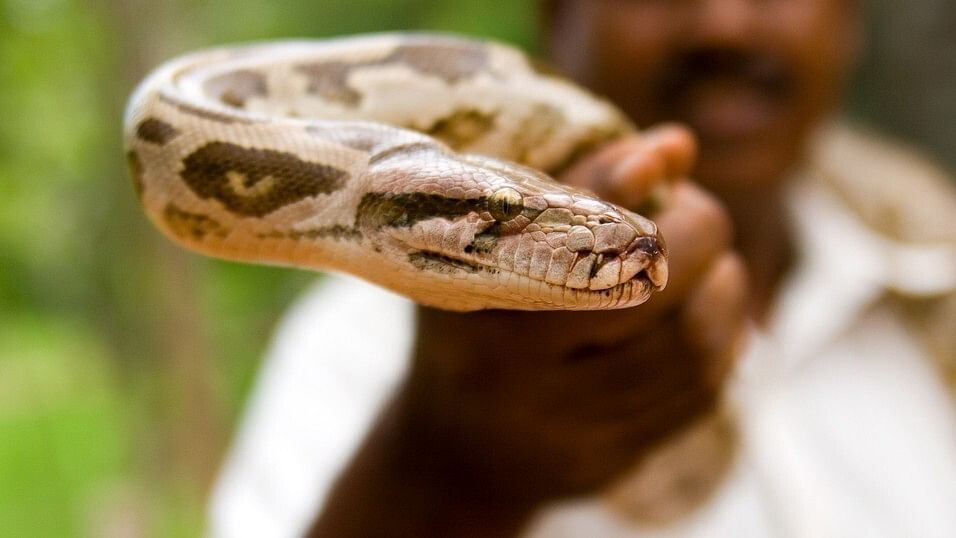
[124,34,667,311]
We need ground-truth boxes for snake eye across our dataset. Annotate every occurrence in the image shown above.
[488,187,524,221]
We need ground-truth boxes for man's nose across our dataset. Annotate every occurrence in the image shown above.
[688,0,761,47]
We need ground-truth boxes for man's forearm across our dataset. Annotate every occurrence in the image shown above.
[306,386,537,537]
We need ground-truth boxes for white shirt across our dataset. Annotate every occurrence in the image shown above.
[208,126,956,538]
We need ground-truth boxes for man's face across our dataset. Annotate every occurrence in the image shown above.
[545,0,859,190]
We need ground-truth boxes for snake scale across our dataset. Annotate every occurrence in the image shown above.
[124,34,668,311]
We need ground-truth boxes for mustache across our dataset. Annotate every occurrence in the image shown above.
[657,48,793,101]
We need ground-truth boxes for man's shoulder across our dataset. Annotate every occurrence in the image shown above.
[808,121,956,244]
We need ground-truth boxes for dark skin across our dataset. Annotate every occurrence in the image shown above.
[309,1,860,535]
[549,0,860,315]
[311,130,743,537]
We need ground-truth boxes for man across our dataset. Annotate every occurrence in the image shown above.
[210,1,956,536]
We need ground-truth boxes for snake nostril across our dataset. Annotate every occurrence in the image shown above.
[630,236,659,257]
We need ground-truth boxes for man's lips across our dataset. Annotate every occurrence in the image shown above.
[656,49,793,140]
[677,78,782,139]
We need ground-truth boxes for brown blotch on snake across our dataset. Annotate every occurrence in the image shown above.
[385,42,489,83]
[126,150,145,199]
[288,225,363,242]
[203,69,268,108]
[466,232,498,254]
[135,117,179,145]
[163,203,227,240]
[355,192,482,229]
[424,109,497,149]
[408,251,486,274]
[180,141,349,217]
[255,225,362,242]
[296,41,489,106]
[295,61,362,106]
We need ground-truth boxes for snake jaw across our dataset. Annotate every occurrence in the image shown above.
[394,209,666,300]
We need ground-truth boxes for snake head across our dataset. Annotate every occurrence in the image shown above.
[358,152,667,311]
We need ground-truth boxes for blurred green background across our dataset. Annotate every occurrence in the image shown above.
[1,0,953,536]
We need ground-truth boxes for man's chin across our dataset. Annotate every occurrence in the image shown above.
[693,137,799,190]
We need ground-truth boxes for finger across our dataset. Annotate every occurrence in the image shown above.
[557,123,696,206]
[640,181,733,313]
[641,123,697,180]
[680,252,749,389]
[596,125,697,210]
[607,149,667,210]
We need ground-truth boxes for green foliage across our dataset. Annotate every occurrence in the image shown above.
[0,315,129,536]
[0,0,536,535]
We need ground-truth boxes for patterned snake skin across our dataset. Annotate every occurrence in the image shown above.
[124,34,668,311]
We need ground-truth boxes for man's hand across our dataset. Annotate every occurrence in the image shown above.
[407,123,746,493]
[309,125,748,537]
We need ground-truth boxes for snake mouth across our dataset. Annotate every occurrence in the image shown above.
[592,253,668,290]
[408,233,668,306]
[586,235,668,291]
